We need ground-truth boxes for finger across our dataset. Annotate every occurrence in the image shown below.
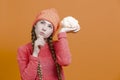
[40,41,45,47]
[38,35,44,39]
[37,38,46,46]
[68,27,77,31]
[38,37,45,42]
[73,25,80,32]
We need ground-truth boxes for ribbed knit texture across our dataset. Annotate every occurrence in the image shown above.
[33,8,60,34]
[17,32,71,80]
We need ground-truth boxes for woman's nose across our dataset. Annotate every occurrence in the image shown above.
[42,27,47,31]
[42,28,46,31]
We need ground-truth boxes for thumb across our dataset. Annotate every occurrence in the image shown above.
[38,35,44,39]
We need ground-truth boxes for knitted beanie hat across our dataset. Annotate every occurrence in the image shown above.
[33,8,60,34]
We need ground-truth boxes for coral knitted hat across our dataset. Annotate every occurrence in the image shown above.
[33,8,60,33]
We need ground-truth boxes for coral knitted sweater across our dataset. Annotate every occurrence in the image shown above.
[17,32,71,80]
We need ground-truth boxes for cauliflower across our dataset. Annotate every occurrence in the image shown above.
[60,16,80,32]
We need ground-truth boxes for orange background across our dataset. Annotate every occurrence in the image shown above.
[0,0,120,80]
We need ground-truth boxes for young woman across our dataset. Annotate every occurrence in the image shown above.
[17,8,79,80]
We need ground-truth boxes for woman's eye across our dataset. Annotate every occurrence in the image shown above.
[40,21,45,24]
[48,25,52,28]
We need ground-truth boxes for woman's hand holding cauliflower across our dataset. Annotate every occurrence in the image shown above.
[60,16,80,33]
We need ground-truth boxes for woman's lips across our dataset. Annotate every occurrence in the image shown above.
[40,32,45,35]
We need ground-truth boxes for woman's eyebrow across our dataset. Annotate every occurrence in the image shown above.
[41,20,45,22]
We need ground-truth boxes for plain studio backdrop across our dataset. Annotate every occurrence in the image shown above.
[0,0,120,80]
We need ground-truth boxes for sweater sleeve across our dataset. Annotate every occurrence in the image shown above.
[17,45,39,80]
[54,32,71,66]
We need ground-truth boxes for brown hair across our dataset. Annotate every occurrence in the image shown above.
[31,27,62,80]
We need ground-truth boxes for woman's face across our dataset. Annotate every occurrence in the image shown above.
[34,20,54,39]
